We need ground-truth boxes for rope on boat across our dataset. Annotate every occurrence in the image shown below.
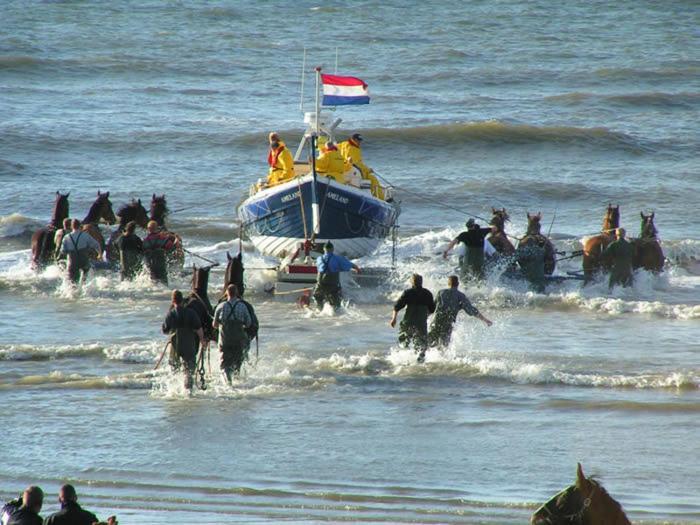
[182,247,220,266]
[372,170,488,222]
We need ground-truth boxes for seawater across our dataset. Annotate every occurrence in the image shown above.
[1,1,699,523]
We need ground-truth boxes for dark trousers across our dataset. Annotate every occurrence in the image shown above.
[220,343,247,383]
[313,283,342,309]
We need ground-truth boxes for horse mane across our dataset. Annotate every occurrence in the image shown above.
[588,478,630,524]
[117,201,136,216]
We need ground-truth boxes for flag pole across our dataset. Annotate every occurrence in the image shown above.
[311,67,322,236]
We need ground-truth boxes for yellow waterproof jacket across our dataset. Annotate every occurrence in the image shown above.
[338,139,384,199]
[267,142,295,185]
[338,139,369,176]
[315,148,350,183]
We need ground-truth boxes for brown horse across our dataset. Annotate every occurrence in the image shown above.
[531,463,631,525]
[519,212,556,275]
[31,191,70,270]
[105,199,149,264]
[150,194,184,268]
[185,265,216,345]
[488,207,516,256]
[81,191,117,258]
[223,251,245,299]
[632,212,664,273]
[582,204,620,283]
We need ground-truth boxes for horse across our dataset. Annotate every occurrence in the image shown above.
[223,251,245,298]
[30,191,70,270]
[150,194,184,268]
[582,204,620,284]
[488,207,516,256]
[80,191,117,259]
[531,463,631,525]
[185,265,216,345]
[518,212,556,275]
[105,199,149,264]
[631,211,664,273]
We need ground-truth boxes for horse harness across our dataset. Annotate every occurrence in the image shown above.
[534,482,596,525]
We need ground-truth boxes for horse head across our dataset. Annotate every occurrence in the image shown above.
[531,463,631,525]
[150,194,169,227]
[117,198,149,229]
[191,264,211,299]
[490,207,509,233]
[526,212,542,236]
[223,251,245,297]
[51,191,70,228]
[603,204,620,232]
[84,190,117,225]
[640,211,657,239]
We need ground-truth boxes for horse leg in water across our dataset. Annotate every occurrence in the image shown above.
[582,235,608,284]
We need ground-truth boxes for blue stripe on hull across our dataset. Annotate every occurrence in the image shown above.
[238,179,399,249]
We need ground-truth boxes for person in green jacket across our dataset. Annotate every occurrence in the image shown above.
[603,227,635,289]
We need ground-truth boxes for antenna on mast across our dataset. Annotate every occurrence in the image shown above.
[299,47,307,112]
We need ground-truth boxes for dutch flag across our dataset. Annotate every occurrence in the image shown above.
[321,74,370,106]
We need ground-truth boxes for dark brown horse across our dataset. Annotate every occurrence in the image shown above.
[582,204,620,283]
[632,212,664,273]
[531,463,631,525]
[150,194,184,268]
[185,265,216,345]
[223,251,245,299]
[81,191,117,259]
[488,207,516,256]
[105,199,149,264]
[519,212,556,275]
[31,191,70,270]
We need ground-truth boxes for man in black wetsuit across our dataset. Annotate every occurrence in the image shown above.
[43,485,104,525]
[162,289,204,391]
[389,273,436,362]
[4,486,43,525]
[443,219,492,280]
[115,221,143,281]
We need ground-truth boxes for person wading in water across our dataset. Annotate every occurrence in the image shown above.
[213,284,254,385]
[143,220,174,285]
[443,219,492,281]
[162,289,203,391]
[115,220,143,281]
[603,227,635,289]
[428,275,493,347]
[389,273,436,363]
[59,219,101,284]
[313,241,360,310]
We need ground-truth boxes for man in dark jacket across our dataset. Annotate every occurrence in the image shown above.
[162,289,204,391]
[43,485,101,525]
[602,227,635,289]
[389,274,436,362]
[4,486,43,525]
[443,219,492,280]
[115,221,143,281]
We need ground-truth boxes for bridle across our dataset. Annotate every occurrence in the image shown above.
[533,482,597,525]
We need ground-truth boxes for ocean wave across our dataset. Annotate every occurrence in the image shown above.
[0,341,159,363]
[0,213,41,238]
[545,91,700,109]
[2,370,153,390]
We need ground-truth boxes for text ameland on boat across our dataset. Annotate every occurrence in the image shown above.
[237,68,400,260]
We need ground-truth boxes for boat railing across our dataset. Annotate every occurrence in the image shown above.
[250,164,392,201]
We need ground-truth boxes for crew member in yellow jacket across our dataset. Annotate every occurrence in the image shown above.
[315,142,350,184]
[267,132,295,186]
[338,133,384,200]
